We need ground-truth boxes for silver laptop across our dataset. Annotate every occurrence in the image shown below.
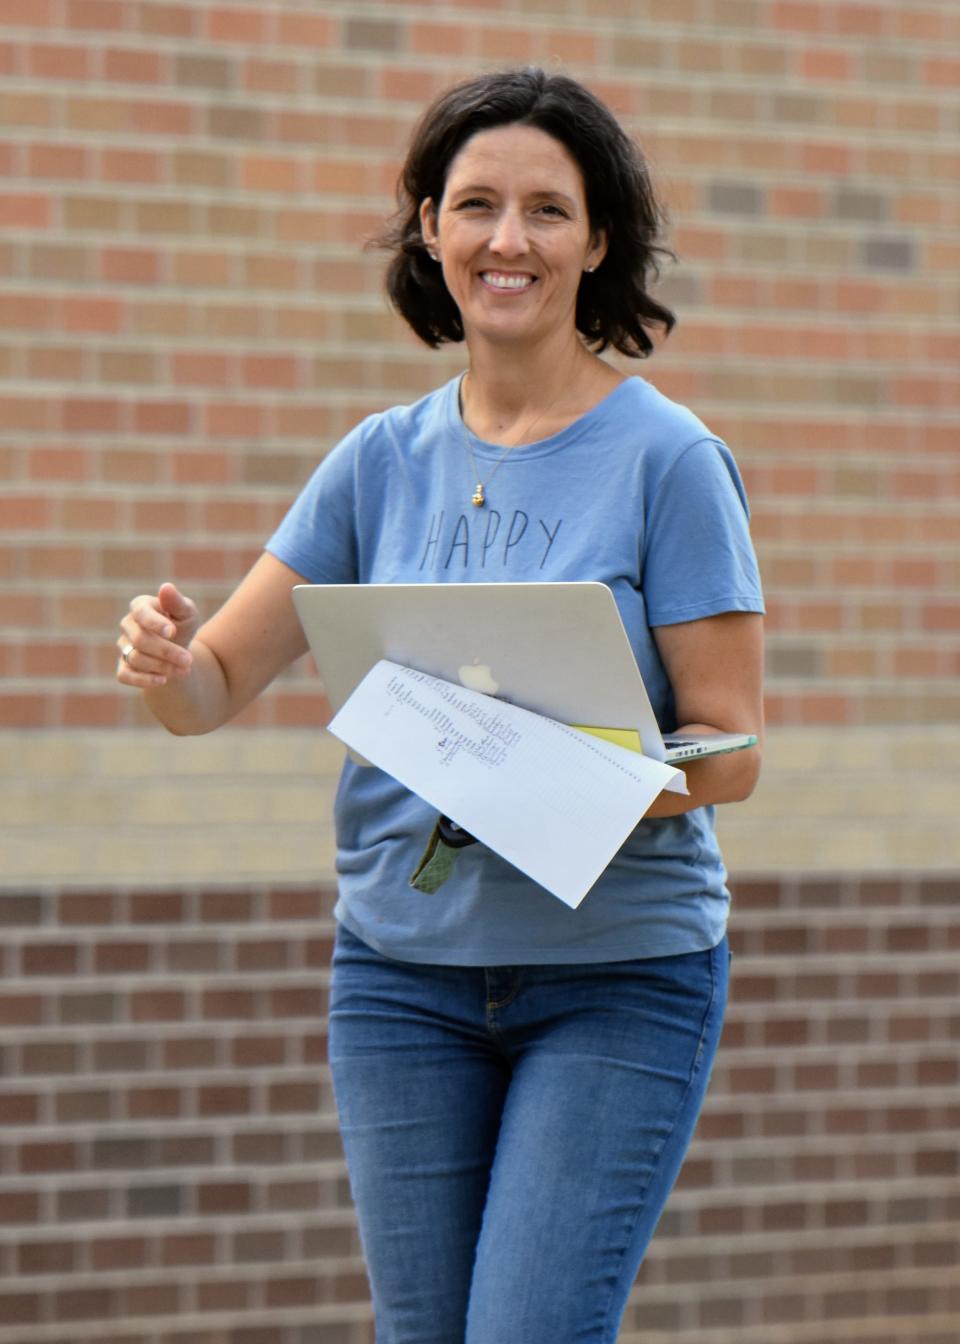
[292,581,756,765]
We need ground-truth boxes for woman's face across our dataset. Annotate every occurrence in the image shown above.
[420,123,606,353]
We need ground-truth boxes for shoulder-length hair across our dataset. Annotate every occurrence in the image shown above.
[372,67,676,358]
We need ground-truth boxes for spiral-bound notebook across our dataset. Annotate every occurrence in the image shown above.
[293,580,756,764]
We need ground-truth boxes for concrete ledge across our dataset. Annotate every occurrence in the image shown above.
[2,727,344,888]
[718,725,960,873]
[2,725,958,888]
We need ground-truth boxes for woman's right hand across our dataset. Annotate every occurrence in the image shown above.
[116,581,200,689]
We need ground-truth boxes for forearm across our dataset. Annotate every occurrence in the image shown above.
[139,637,232,736]
[644,724,762,819]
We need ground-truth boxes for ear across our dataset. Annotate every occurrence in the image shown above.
[419,197,439,257]
[585,226,608,273]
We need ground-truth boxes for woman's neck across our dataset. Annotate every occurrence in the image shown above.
[461,340,620,445]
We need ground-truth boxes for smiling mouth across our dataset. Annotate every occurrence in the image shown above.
[480,272,536,292]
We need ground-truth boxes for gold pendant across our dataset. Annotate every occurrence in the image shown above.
[472,484,485,507]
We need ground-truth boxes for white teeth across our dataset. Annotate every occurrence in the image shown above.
[482,272,534,290]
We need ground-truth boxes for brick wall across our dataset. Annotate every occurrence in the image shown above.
[1,0,958,730]
[2,874,959,1344]
[2,2,959,1341]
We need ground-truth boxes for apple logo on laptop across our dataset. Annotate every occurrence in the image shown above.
[458,660,499,695]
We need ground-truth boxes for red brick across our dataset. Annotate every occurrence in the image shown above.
[54,1089,112,1123]
[24,544,92,579]
[267,888,327,921]
[231,1035,287,1068]
[208,7,267,43]
[93,941,151,974]
[240,355,300,389]
[100,245,161,284]
[128,891,185,924]
[16,1239,77,1274]
[103,47,163,83]
[160,1036,218,1070]
[274,13,332,47]
[101,147,162,183]
[27,344,86,381]
[266,984,325,1018]
[168,451,231,489]
[921,602,960,633]
[127,497,188,533]
[125,1086,182,1121]
[196,1182,252,1215]
[61,495,122,530]
[243,58,300,96]
[26,142,89,179]
[122,1281,182,1316]
[0,695,47,727]
[170,352,232,387]
[61,299,123,333]
[923,54,960,86]
[20,942,80,976]
[263,1177,324,1214]
[0,494,52,528]
[53,1286,116,1321]
[60,693,124,727]
[0,1093,41,1125]
[0,1192,41,1225]
[160,1232,217,1267]
[201,988,258,1020]
[0,1291,43,1325]
[129,990,186,1022]
[241,153,301,193]
[170,546,227,579]
[769,185,827,219]
[170,248,231,286]
[66,0,126,28]
[201,402,267,439]
[836,3,889,37]
[137,4,197,39]
[269,1081,322,1114]
[89,1236,149,1271]
[129,98,195,136]
[235,939,289,972]
[0,193,52,227]
[0,0,55,21]
[197,1085,251,1117]
[131,399,191,434]
[19,1141,78,1174]
[57,1186,113,1221]
[29,42,93,79]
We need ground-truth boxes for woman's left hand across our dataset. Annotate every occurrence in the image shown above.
[645,611,764,817]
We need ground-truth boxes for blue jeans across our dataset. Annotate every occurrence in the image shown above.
[329,924,728,1344]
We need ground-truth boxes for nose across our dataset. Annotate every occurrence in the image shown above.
[489,205,528,257]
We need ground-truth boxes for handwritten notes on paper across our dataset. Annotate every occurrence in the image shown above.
[328,661,687,909]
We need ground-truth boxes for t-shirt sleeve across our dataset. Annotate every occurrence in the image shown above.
[263,426,361,584]
[642,437,765,626]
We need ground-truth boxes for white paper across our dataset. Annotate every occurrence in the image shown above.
[328,660,687,909]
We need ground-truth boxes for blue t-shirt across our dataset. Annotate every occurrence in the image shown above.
[266,373,764,965]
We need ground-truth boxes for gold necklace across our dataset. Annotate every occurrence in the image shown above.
[459,377,552,508]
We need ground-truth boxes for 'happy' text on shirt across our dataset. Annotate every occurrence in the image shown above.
[418,510,563,571]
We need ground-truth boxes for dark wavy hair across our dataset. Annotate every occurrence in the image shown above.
[372,68,676,357]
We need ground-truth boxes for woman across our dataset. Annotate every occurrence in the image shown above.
[117,69,764,1344]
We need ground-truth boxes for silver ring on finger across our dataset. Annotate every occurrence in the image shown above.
[120,643,134,664]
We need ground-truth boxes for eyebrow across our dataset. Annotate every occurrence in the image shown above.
[447,184,580,210]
